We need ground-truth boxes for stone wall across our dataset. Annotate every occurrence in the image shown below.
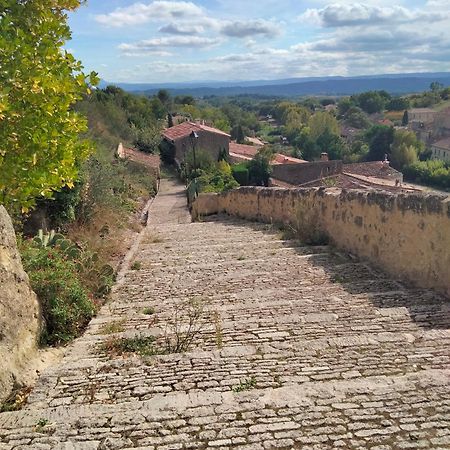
[192,187,450,295]
[271,160,343,186]
[173,132,229,164]
[0,206,41,404]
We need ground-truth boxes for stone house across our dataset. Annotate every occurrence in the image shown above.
[162,122,230,165]
[408,108,437,123]
[430,137,450,161]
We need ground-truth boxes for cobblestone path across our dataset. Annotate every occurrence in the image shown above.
[1,179,449,450]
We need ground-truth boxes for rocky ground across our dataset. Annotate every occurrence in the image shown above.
[0,179,449,450]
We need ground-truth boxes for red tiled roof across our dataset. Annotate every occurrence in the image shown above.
[163,122,230,141]
[432,137,450,150]
[229,142,259,158]
[272,154,307,165]
[229,142,307,165]
[343,161,402,180]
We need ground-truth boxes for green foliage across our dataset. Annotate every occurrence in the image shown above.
[308,112,340,141]
[233,377,257,393]
[248,147,274,186]
[20,243,95,345]
[232,164,250,186]
[390,130,422,170]
[231,125,245,144]
[132,124,161,154]
[0,0,98,214]
[101,335,158,357]
[402,110,409,126]
[131,261,142,270]
[196,161,239,193]
[353,91,390,114]
[159,140,176,165]
[365,125,394,161]
[387,97,410,111]
[403,160,450,189]
[344,107,371,129]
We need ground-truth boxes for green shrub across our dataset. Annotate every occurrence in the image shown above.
[403,160,450,190]
[21,244,95,345]
[232,164,250,186]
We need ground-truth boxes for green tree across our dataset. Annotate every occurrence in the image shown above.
[167,113,174,128]
[133,124,162,154]
[345,107,371,129]
[248,147,274,186]
[387,97,410,111]
[232,125,245,144]
[356,91,387,114]
[430,81,444,92]
[308,112,340,141]
[365,125,394,161]
[402,110,409,126]
[390,130,422,170]
[0,0,98,213]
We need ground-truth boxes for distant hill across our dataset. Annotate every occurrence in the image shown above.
[100,72,450,97]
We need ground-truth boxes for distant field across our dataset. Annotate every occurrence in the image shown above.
[433,99,450,111]
[384,111,404,121]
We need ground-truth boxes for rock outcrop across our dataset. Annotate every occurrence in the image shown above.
[0,206,41,404]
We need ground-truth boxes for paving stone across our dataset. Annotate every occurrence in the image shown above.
[0,178,449,449]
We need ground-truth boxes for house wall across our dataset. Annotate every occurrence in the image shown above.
[191,187,450,295]
[173,132,229,163]
[271,161,343,186]
[431,145,450,161]
[409,110,437,123]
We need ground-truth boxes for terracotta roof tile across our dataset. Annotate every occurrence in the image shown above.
[163,122,230,141]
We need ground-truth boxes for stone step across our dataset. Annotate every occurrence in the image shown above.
[24,330,450,409]
[1,370,448,449]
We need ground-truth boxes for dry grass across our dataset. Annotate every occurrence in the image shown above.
[143,233,165,244]
[66,207,129,268]
[98,319,126,335]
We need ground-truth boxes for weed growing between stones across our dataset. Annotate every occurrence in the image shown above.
[144,234,165,244]
[34,418,50,433]
[99,298,209,357]
[142,307,155,315]
[99,319,126,335]
[100,335,158,357]
[163,298,208,354]
[233,377,257,393]
[130,261,142,270]
[213,310,223,349]
[0,386,32,412]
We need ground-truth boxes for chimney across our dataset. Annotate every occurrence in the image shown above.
[320,152,329,161]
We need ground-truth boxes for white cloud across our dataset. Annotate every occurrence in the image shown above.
[220,19,281,38]
[95,1,204,27]
[118,36,221,55]
[158,23,204,35]
[299,3,445,27]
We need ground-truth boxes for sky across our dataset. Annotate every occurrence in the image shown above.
[67,0,450,83]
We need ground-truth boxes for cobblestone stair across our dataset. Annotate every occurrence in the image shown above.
[0,179,449,450]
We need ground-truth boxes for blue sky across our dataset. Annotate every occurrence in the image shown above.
[67,0,450,83]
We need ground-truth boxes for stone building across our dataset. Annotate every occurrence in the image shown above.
[431,137,450,161]
[162,122,230,165]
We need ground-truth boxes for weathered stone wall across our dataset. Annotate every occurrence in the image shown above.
[0,206,41,404]
[173,132,229,163]
[271,160,343,185]
[192,187,450,295]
